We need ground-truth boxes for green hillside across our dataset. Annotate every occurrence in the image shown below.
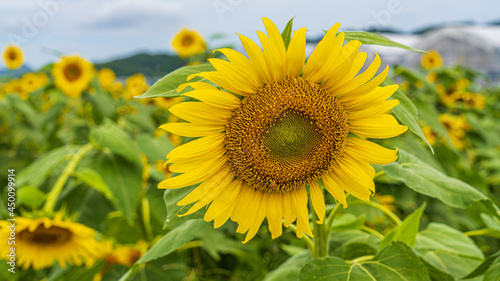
[95,53,187,78]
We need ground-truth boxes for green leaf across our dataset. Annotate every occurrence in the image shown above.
[16,186,45,207]
[331,213,366,232]
[264,250,311,281]
[415,223,484,279]
[418,257,455,281]
[137,219,205,263]
[484,256,500,281]
[299,242,430,281]
[137,134,175,162]
[163,183,204,227]
[17,145,78,187]
[414,99,454,147]
[90,119,142,165]
[73,167,116,202]
[39,102,65,129]
[343,31,427,54]
[96,153,142,224]
[383,149,500,218]
[385,83,434,153]
[281,17,294,50]
[463,251,500,279]
[481,213,500,231]
[136,63,216,99]
[379,203,426,249]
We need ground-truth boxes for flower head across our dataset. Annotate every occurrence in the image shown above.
[0,213,100,270]
[52,55,95,98]
[172,28,206,58]
[3,45,23,69]
[159,18,407,243]
[421,50,442,70]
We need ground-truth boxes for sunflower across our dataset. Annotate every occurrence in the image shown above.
[422,125,438,146]
[159,18,407,243]
[154,97,183,110]
[0,213,100,270]
[451,91,485,110]
[52,55,95,98]
[421,50,442,70]
[124,73,149,101]
[3,45,23,69]
[97,68,116,89]
[172,28,206,58]
[439,113,470,150]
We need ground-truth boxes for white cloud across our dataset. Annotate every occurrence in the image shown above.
[81,0,182,29]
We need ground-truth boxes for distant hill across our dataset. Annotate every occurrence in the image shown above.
[0,65,32,79]
[95,53,187,78]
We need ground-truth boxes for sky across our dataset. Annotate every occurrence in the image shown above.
[1,0,499,69]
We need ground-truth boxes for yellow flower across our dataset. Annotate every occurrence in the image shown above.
[400,81,409,91]
[421,50,442,70]
[3,45,23,69]
[439,113,470,150]
[20,72,44,93]
[422,126,438,146]
[124,73,149,101]
[159,18,407,243]
[426,72,437,83]
[0,213,100,270]
[451,91,485,110]
[172,28,206,58]
[374,194,396,211]
[97,68,116,89]
[154,97,183,110]
[455,78,470,90]
[415,80,424,89]
[52,55,95,98]
[108,81,125,99]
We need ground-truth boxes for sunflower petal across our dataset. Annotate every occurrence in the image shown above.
[309,181,326,224]
[344,138,398,165]
[349,114,408,139]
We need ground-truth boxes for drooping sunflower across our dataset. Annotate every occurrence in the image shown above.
[52,55,95,98]
[172,28,206,58]
[0,213,100,270]
[3,45,23,69]
[421,50,442,70]
[159,18,407,243]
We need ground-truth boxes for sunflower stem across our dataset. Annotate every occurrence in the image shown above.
[312,213,329,258]
[43,143,94,212]
[287,223,315,253]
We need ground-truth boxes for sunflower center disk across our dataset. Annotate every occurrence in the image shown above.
[19,225,73,245]
[64,64,82,81]
[225,77,349,193]
[8,51,17,60]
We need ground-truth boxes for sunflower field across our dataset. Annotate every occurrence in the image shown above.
[1,18,500,281]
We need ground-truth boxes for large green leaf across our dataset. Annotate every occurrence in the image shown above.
[415,223,484,280]
[16,186,45,208]
[137,219,205,264]
[379,203,426,249]
[331,213,366,232]
[162,183,204,227]
[96,153,142,224]
[299,242,430,281]
[464,251,500,279]
[90,119,142,165]
[264,250,311,281]
[17,145,78,187]
[73,167,116,202]
[484,256,500,281]
[386,83,434,153]
[383,149,500,218]
[136,63,216,99]
[343,31,426,54]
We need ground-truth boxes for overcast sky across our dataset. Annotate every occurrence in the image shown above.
[1,0,499,69]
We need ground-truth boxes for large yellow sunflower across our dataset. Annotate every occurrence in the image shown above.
[3,45,23,69]
[172,28,206,58]
[159,18,407,243]
[52,55,95,98]
[0,213,100,270]
[421,50,442,70]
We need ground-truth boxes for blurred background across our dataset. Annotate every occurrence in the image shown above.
[2,0,500,83]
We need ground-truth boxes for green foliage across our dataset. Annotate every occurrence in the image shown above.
[299,243,430,281]
[342,31,427,53]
